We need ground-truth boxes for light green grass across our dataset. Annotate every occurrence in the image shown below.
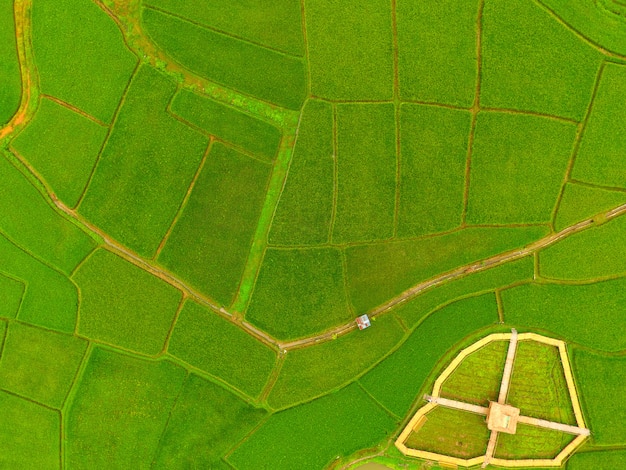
[142,7,306,110]
[31,0,137,122]
[572,62,626,189]
[78,65,208,258]
[268,314,405,410]
[467,112,576,224]
[170,89,281,162]
[494,423,575,459]
[397,0,478,107]
[228,383,397,470]
[554,182,626,231]
[405,407,489,459]
[0,152,96,275]
[0,322,87,409]
[305,0,394,100]
[0,273,24,319]
[360,293,499,417]
[144,0,304,56]
[167,300,276,399]
[152,373,267,469]
[573,350,626,445]
[333,103,396,243]
[66,348,187,469]
[11,97,107,208]
[501,279,626,351]
[0,390,60,469]
[345,226,547,314]
[158,143,271,307]
[73,249,182,355]
[398,104,471,237]
[481,0,603,121]
[269,99,334,245]
[540,215,626,280]
[0,0,21,125]
[246,247,351,340]
[568,449,626,469]
[440,340,508,407]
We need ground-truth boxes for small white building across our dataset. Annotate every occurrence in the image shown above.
[356,314,371,330]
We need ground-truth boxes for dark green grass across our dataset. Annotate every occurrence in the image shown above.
[228,383,397,470]
[142,7,306,110]
[66,347,187,469]
[333,103,396,243]
[345,226,547,314]
[167,300,276,399]
[31,0,137,123]
[398,104,471,237]
[11,97,107,208]
[0,0,21,125]
[466,112,576,224]
[573,350,626,445]
[305,0,393,100]
[0,273,24,319]
[501,279,626,351]
[405,407,489,459]
[0,152,96,275]
[360,293,499,417]
[554,182,626,231]
[78,65,208,258]
[158,143,271,307]
[440,340,508,407]
[572,62,626,189]
[170,89,281,162]
[246,247,351,340]
[152,373,267,469]
[144,0,304,56]
[269,99,334,245]
[481,0,603,121]
[397,0,478,107]
[0,390,59,469]
[0,233,78,333]
[73,249,182,356]
[0,322,87,409]
[268,314,405,410]
[568,449,626,469]
[507,341,577,425]
[540,215,626,280]
[494,423,575,459]
[396,255,533,328]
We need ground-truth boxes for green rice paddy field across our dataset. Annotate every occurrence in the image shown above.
[1,0,626,468]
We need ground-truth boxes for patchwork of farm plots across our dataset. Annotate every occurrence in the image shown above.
[1,0,626,468]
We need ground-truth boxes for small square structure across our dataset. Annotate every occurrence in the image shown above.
[356,314,371,330]
[487,402,520,434]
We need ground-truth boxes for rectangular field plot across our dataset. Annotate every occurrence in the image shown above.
[158,143,271,307]
[144,0,304,56]
[269,99,334,245]
[397,0,478,107]
[398,104,471,237]
[11,97,107,208]
[466,112,576,225]
[167,300,276,399]
[142,7,306,110]
[480,0,602,121]
[333,103,396,243]
[66,348,187,469]
[169,89,281,162]
[554,182,626,231]
[501,279,626,351]
[568,449,626,469]
[360,294,499,417]
[305,0,393,100]
[0,0,21,125]
[78,65,208,258]
[228,383,397,470]
[31,0,137,123]
[0,273,24,319]
[494,423,575,459]
[152,374,267,469]
[346,225,547,314]
[267,314,405,410]
[572,63,626,188]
